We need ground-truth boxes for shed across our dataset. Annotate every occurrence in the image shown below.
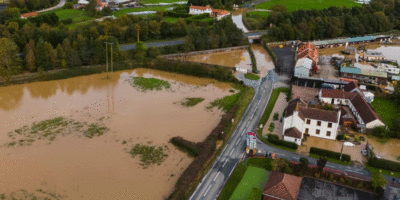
[294,58,312,77]
[363,91,374,103]
[348,36,375,43]
[340,67,361,74]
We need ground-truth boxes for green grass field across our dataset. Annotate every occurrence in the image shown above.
[39,8,88,21]
[140,0,187,3]
[371,97,400,127]
[229,166,269,200]
[164,17,180,23]
[247,11,270,17]
[113,6,172,17]
[309,153,352,166]
[256,0,360,12]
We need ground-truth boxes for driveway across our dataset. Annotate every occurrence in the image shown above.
[37,0,66,13]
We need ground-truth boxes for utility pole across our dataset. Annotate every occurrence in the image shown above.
[104,42,114,77]
[134,24,140,42]
[104,42,108,73]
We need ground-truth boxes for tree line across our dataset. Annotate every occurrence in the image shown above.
[8,0,59,13]
[261,0,400,42]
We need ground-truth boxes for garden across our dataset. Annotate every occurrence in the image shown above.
[229,166,269,200]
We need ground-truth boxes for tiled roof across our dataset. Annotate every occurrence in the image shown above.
[285,98,338,123]
[190,5,211,10]
[263,171,302,200]
[321,89,355,99]
[21,12,37,18]
[340,67,361,74]
[349,93,382,124]
[297,42,318,64]
[212,9,230,15]
[284,127,302,139]
[285,98,307,118]
[344,81,358,92]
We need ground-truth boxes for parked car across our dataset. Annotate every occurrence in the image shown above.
[376,155,381,159]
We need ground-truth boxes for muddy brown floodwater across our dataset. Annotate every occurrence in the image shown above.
[251,44,275,76]
[0,68,233,199]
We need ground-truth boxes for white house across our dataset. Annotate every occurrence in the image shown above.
[189,5,230,20]
[282,99,341,145]
[318,85,384,129]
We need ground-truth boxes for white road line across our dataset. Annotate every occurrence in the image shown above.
[229,163,238,177]
[327,165,335,168]
[222,159,229,167]
[213,172,220,181]
[223,145,227,152]
[236,138,241,145]
[251,113,255,119]
[229,149,235,156]
[275,153,285,156]
[204,185,212,196]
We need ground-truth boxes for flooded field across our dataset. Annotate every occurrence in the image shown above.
[363,135,400,162]
[0,69,233,199]
[185,45,274,75]
[186,48,253,71]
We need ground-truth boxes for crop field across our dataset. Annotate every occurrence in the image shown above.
[256,0,360,12]
[229,166,269,200]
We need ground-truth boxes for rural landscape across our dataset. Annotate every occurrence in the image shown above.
[1,0,400,199]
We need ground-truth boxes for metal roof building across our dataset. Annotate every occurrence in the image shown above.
[340,67,362,74]
[313,38,349,46]
[348,36,375,43]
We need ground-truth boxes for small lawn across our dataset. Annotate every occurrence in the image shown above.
[247,11,270,18]
[365,164,400,177]
[371,97,400,127]
[164,17,180,23]
[113,6,172,17]
[309,153,352,166]
[39,8,88,21]
[256,0,360,12]
[244,73,260,80]
[229,166,269,200]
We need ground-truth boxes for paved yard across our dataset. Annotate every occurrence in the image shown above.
[291,85,320,103]
[262,93,287,139]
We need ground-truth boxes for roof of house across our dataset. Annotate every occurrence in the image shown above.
[392,76,400,81]
[321,89,356,99]
[348,36,375,42]
[295,58,313,70]
[284,127,302,139]
[21,11,37,18]
[212,9,230,15]
[263,171,302,200]
[344,81,359,92]
[349,92,382,124]
[190,5,211,10]
[340,67,361,74]
[313,38,349,46]
[285,99,339,123]
[360,68,387,78]
[297,42,318,63]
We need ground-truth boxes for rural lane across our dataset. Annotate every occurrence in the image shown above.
[37,0,66,13]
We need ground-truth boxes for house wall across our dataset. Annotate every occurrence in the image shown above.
[365,119,385,129]
[189,8,211,15]
[283,135,302,145]
[282,113,305,137]
[304,119,338,140]
[294,67,310,77]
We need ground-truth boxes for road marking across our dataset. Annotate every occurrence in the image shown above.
[204,184,212,196]
[213,172,220,181]
[229,149,235,156]
[275,153,285,156]
[229,163,238,177]
[246,121,250,127]
[222,159,229,167]
[327,165,335,168]
[223,145,227,152]
[251,113,255,119]
[236,138,241,145]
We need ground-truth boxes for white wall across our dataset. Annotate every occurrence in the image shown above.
[282,112,305,137]
[366,119,385,129]
[189,8,211,15]
[284,136,302,145]
[304,119,338,140]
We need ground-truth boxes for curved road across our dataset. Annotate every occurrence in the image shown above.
[37,0,66,13]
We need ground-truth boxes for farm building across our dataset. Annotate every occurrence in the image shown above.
[294,58,313,77]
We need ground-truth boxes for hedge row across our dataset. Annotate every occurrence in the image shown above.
[218,162,247,200]
[368,157,400,172]
[268,135,298,150]
[247,157,273,171]
[166,11,191,18]
[169,136,200,157]
[310,147,351,162]
[247,46,257,73]
[247,187,263,200]
[263,43,278,68]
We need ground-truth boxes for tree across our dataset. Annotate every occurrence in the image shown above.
[299,157,309,173]
[35,39,51,71]
[272,158,292,174]
[102,7,112,16]
[317,156,327,174]
[0,38,22,82]
[149,20,161,38]
[393,80,400,103]
[371,172,387,192]
[86,0,97,17]
[25,39,36,72]
[134,41,146,60]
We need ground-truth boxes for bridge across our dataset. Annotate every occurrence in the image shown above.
[245,30,267,39]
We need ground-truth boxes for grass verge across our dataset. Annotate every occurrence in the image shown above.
[218,162,247,200]
[181,97,205,107]
[113,6,172,17]
[255,0,359,12]
[131,77,171,91]
[244,73,260,80]
[309,153,352,166]
[365,164,400,177]
[229,166,269,200]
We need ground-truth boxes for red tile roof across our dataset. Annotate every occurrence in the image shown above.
[190,5,211,10]
[212,9,230,15]
[284,127,302,139]
[285,98,339,123]
[21,12,37,18]
[297,42,318,65]
[344,81,359,92]
[321,89,355,99]
[263,171,302,200]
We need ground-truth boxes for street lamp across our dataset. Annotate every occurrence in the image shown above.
[339,140,344,161]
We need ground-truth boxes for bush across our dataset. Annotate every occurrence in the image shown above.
[323,103,334,111]
[354,136,360,143]
[61,18,73,25]
[310,147,351,162]
[268,123,275,132]
[336,134,344,141]
[63,2,74,9]
[340,178,345,183]
[328,174,334,181]
[247,157,272,171]
[268,134,298,150]
[368,157,400,172]
[247,187,263,200]
[169,136,199,157]
[315,173,320,178]
[248,46,257,73]
[273,113,279,121]
[167,11,191,18]
[218,163,247,200]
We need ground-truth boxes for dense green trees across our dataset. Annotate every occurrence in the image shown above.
[0,38,22,81]
[9,0,59,12]
[258,0,400,42]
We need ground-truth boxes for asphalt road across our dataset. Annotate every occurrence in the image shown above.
[37,0,66,13]
[189,70,279,200]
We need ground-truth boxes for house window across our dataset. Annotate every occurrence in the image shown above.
[327,131,331,136]
[317,121,321,126]
[328,123,332,128]
[306,119,311,125]
[305,128,309,134]
[295,139,297,142]
[316,129,320,135]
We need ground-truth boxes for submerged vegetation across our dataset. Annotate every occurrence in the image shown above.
[181,97,205,107]
[5,117,109,147]
[207,93,241,112]
[131,77,171,92]
[129,143,169,169]
[0,189,66,200]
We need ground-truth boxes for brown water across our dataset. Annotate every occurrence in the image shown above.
[186,49,252,71]
[232,9,249,33]
[251,44,275,76]
[362,134,400,162]
[0,69,233,199]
